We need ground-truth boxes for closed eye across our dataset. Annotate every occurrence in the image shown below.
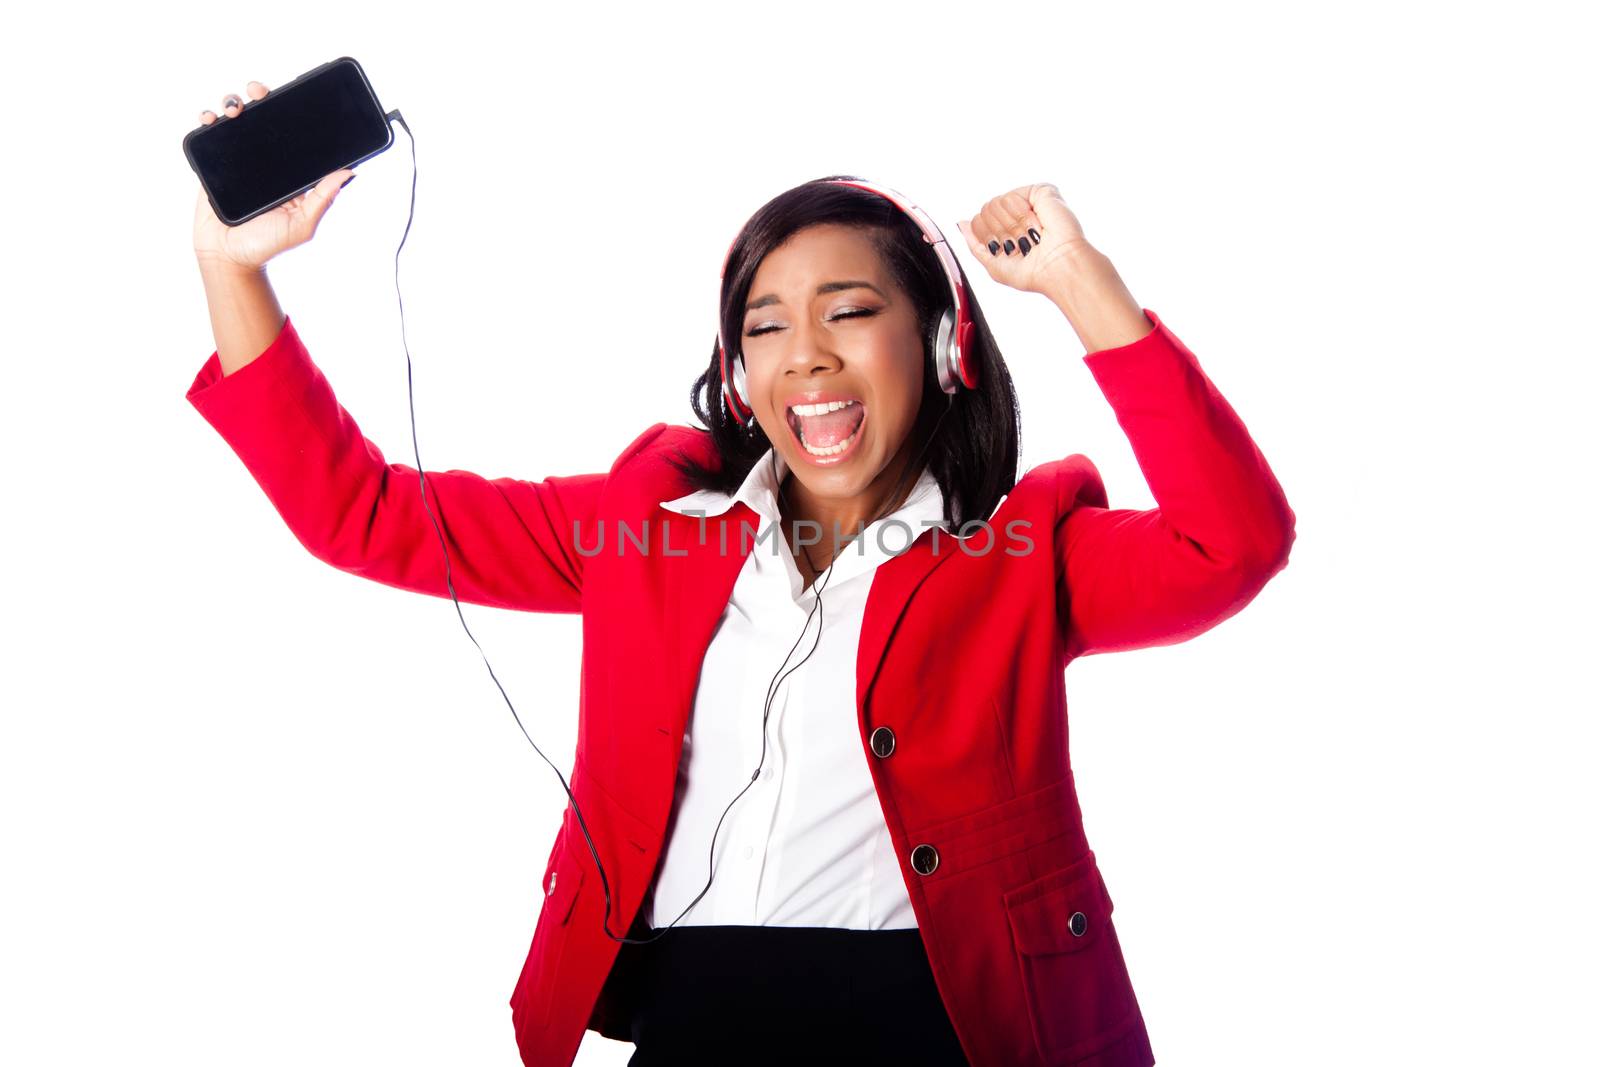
[745,307,877,338]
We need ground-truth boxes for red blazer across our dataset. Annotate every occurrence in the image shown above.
[187,307,1294,1067]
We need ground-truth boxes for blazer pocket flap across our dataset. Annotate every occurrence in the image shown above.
[1004,849,1113,956]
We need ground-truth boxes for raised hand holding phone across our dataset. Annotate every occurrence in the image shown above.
[190,80,356,275]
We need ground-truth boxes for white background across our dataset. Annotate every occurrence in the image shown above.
[3,1,1595,1063]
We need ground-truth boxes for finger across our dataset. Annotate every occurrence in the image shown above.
[954,219,990,261]
[1028,184,1082,242]
[964,212,1003,257]
[977,200,1019,256]
[992,191,1043,256]
[202,81,266,125]
[992,211,1018,257]
[310,168,358,212]
[1018,189,1050,250]
[220,91,245,118]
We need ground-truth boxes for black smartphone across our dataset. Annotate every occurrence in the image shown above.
[183,56,394,227]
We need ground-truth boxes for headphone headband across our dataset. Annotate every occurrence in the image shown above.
[717,177,977,427]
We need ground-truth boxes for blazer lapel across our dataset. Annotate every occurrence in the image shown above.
[856,528,958,714]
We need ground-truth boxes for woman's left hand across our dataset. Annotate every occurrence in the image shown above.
[955,183,1092,295]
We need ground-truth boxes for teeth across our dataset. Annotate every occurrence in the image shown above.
[791,399,859,416]
[802,433,857,457]
[795,411,865,456]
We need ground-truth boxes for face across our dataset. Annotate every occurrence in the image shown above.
[738,222,925,511]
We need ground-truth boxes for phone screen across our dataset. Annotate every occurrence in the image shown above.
[184,57,393,226]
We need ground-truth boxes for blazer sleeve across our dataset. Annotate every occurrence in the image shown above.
[186,314,655,615]
[1055,308,1296,659]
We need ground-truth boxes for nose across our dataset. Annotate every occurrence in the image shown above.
[780,316,845,378]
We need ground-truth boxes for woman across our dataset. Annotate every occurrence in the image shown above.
[189,82,1292,1067]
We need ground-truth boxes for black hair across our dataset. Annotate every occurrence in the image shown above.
[664,173,1021,530]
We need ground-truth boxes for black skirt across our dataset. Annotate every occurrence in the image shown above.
[603,923,971,1066]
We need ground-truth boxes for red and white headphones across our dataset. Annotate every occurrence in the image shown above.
[716,177,978,428]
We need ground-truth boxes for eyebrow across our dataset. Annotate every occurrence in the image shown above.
[745,280,886,312]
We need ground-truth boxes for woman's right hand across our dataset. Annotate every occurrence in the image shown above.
[192,79,356,274]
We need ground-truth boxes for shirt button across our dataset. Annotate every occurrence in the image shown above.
[910,844,939,875]
[870,726,896,758]
[741,845,754,860]
[762,767,774,780]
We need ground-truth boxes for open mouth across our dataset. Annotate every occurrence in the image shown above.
[786,399,866,460]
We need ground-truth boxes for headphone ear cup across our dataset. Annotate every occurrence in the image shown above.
[719,343,754,425]
[957,318,977,389]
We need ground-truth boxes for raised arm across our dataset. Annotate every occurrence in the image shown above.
[187,303,619,614]
[184,74,632,616]
[951,185,1295,660]
[1054,306,1296,658]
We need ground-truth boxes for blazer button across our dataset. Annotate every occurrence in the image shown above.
[546,870,557,897]
[910,844,940,875]
[870,726,896,758]
[1069,910,1088,936]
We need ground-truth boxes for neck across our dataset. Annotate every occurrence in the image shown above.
[776,434,920,569]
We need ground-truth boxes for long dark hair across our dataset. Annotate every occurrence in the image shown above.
[665,174,1022,530]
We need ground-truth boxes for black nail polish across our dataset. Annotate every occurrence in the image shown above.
[1003,239,1015,254]
[340,174,357,189]
[1029,228,1040,243]
[1018,236,1031,255]
[987,240,1000,255]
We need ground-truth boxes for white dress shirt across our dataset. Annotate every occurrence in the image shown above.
[645,445,949,930]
